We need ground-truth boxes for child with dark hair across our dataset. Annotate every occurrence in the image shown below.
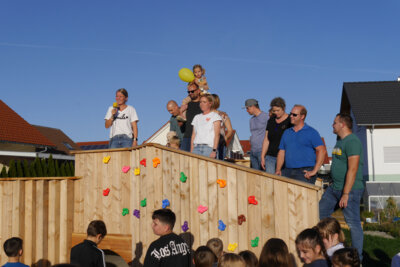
[331,248,360,267]
[258,238,292,267]
[194,246,217,267]
[143,209,191,267]
[2,237,29,267]
[70,220,107,267]
[238,250,258,267]
[206,238,224,260]
[295,228,329,267]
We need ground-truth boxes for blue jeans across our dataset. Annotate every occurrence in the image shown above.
[282,167,316,184]
[217,145,226,160]
[264,155,277,174]
[319,186,364,261]
[109,134,132,148]
[250,151,262,170]
[181,138,191,152]
[192,144,214,157]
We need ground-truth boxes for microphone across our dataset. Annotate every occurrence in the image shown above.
[113,102,119,119]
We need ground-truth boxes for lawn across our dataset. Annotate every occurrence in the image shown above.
[343,229,400,267]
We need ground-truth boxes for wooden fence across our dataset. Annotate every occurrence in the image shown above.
[0,177,76,266]
[0,144,321,265]
[73,143,321,263]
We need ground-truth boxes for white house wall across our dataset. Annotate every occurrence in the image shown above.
[366,128,400,181]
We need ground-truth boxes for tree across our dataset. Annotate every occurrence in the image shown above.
[65,161,72,176]
[23,160,31,177]
[41,158,48,177]
[16,160,23,177]
[1,166,7,178]
[69,161,75,176]
[8,159,17,177]
[60,162,67,177]
[55,160,61,177]
[47,155,56,177]
[35,157,43,177]
[29,161,37,177]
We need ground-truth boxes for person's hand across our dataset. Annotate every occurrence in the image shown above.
[261,158,266,170]
[303,169,317,180]
[210,151,217,158]
[132,140,138,147]
[111,108,117,116]
[275,170,281,176]
[339,194,349,208]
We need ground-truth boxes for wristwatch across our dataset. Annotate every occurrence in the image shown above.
[212,149,217,152]
[134,138,138,141]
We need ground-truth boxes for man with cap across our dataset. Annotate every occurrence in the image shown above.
[245,99,269,170]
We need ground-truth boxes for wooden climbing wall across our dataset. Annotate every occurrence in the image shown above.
[73,143,320,263]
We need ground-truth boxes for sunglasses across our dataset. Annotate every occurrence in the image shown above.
[290,113,300,117]
[187,89,197,94]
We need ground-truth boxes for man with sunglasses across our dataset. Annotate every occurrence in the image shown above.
[275,105,326,184]
[181,82,202,151]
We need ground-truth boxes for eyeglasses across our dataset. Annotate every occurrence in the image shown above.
[290,113,299,117]
[187,89,197,94]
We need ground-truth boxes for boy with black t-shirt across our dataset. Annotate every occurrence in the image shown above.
[144,209,191,267]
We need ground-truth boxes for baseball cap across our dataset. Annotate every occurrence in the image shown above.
[244,99,258,108]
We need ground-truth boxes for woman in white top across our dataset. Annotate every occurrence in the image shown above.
[191,94,221,158]
[104,88,139,148]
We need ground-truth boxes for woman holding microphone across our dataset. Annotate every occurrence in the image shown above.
[105,88,139,148]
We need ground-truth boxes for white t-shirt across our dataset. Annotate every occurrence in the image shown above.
[191,111,222,147]
[104,105,139,138]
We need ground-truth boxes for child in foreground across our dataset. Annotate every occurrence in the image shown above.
[70,220,107,267]
[206,237,224,261]
[2,237,29,267]
[238,250,258,267]
[217,253,245,267]
[194,246,217,267]
[331,248,360,267]
[316,217,345,258]
[295,228,329,267]
[258,238,293,267]
[143,209,191,267]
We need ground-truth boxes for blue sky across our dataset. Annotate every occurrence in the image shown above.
[1,1,399,151]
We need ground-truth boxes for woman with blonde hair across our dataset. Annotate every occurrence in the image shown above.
[191,94,221,158]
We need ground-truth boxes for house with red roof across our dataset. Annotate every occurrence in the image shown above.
[0,100,77,167]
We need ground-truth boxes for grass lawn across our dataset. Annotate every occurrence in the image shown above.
[343,229,400,267]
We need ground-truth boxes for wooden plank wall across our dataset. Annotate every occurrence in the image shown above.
[73,144,320,264]
[0,177,76,266]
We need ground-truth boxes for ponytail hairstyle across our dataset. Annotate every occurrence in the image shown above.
[316,217,345,243]
[331,248,360,267]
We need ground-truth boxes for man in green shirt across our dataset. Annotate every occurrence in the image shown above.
[319,113,364,261]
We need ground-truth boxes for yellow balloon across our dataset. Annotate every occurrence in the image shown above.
[178,68,195,83]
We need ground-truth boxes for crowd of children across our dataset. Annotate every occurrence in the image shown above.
[2,208,363,267]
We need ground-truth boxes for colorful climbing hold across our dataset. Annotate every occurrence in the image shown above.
[251,237,260,247]
[248,195,258,205]
[103,188,110,196]
[133,209,140,218]
[181,221,189,232]
[122,208,129,216]
[140,198,147,207]
[228,243,238,252]
[180,172,187,183]
[218,220,226,231]
[152,157,160,168]
[122,166,131,173]
[238,214,246,225]
[162,199,170,209]
[140,158,146,167]
[103,156,111,164]
[216,179,227,188]
[197,205,208,214]
[134,167,140,176]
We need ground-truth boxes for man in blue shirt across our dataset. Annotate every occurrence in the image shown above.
[275,105,326,184]
[245,99,268,170]
[166,100,185,146]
